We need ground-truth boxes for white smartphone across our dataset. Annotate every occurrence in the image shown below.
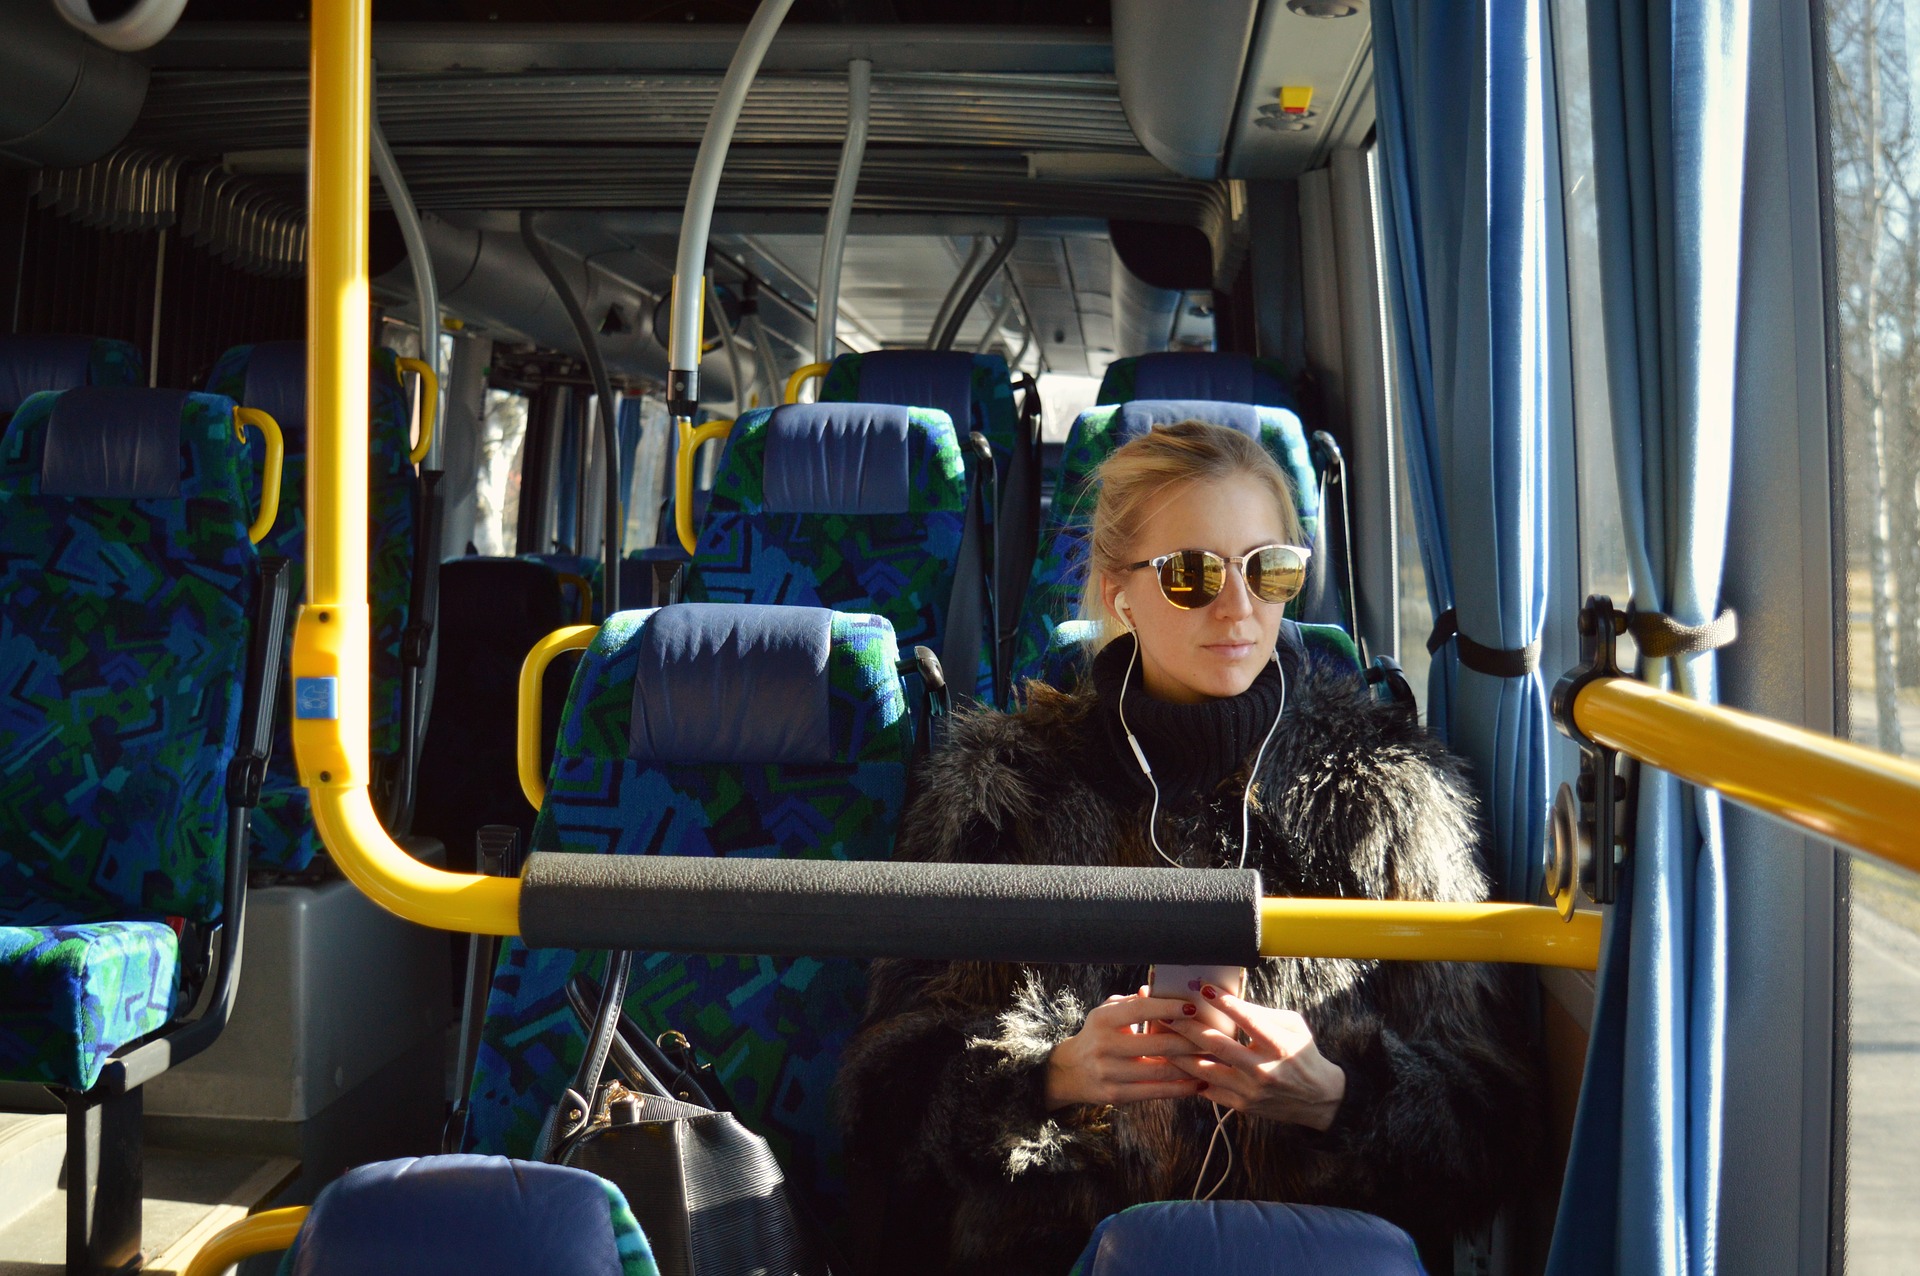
[1147,963,1245,1037]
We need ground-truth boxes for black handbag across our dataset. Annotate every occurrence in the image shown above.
[543,951,827,1276]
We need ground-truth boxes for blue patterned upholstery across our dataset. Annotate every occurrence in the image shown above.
[463,605,912,1227]
[819,350,1018,475]
[1096,352,1301,410]
[0,335,144,420]
[0,388,259,1088]
[1008,402,1318,687]
[683,404,967,659]
[0,921,180,1091]
[206,343,417,871]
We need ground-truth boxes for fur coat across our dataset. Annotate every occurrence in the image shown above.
[835,640,1539,1273]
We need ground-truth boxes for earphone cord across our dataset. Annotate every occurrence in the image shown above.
[1117,635,1288,872]
[1193,1102,1234,1200]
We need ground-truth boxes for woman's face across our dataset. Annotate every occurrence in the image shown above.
[1100,473,1289,704]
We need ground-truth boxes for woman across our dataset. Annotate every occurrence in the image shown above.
[836,421,1537,1273]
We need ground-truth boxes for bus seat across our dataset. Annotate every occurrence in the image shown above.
[523,550,603,620]
[1009,400,1318,689]
[684,402,988,694]
[273,1155,656,1276]
[0,334,144,425]
[1067,1201,1425,1276]
[0,388,261,1090]
[1096,352,1301,411]
[413,557,572,873]
[207,341,421,872]
[462,604,913,1227]
[819,350,1039,701]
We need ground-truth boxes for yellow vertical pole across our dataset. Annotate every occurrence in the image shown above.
[294,0,519,935]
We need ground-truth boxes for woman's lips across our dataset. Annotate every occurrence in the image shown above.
[1203,641,1256,660]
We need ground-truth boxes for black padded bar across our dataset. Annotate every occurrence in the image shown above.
[519,854,1261,966]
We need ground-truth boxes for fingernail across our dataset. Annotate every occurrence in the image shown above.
[1182,1004,1197,1016]
[1195,1081,1209,1092]
[1201,985,1218,1000]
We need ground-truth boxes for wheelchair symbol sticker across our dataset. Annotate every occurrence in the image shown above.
[294,677,339,720]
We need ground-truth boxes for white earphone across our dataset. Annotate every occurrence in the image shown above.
[1114,591,1135,631]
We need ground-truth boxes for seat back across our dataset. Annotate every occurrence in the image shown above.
[463,604,912,1223]
[1010,400,1318,687]
[1096,352,1301,410]
[206,341,417,871]
[1068,1202,1426,1276]
[0,335,144,424]
[819,349,1018,463]
[279,1155,657,1276]
[413,557,573,870]
[0,388,259,923]
[685,402,969,659]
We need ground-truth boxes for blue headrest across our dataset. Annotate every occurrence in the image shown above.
[762,403,914,514]
[282,1155,630,1276]
[239,341,308,440]
[0,336,99,416]
[1130,352,1287,404]
[1071,1202,1426,1276]
[628,604,834,766]
[854,350,976,430]
[1116,399,1262,440]
[40,388,186,498]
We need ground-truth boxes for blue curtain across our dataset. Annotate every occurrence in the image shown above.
[1544,2,1747,1273]
[1374,0,1553,902]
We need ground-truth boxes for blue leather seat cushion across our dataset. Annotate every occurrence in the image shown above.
[1069,1201,1426,1276]
[1116,399,1262,441]
[762,403,914,514]
[239,340,310,442]
[628,604,834,765]
[0,916,180,1091]
[279,1155,645,1276]
[853,349,977,435]
[40,388,187,498]
[0,337,96,416]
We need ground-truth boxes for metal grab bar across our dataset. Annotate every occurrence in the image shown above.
[785,361,830,404]
[674,417,732,554]
[1572,676,1920,873]
[233,406,282,545]
[395,355,437,464]
[182,1207,308,1276]
[517,625,599,810]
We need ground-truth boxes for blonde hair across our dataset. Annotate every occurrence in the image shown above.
[1078,419,1304,649]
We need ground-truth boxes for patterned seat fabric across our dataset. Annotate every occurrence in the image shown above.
[0,387,259,1088]
[818,350,1018,475]
[206,342,416,871]
[463,604,912,1230]
[1096,351,1302,411]
[1009,400,1319,688]
[683,403,967,658]
[0,335,144,422]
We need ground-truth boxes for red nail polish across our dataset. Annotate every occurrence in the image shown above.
[1182,1004,1197,1016]
[1201,985,1218,1000]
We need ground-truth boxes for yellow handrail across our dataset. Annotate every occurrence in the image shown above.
[1573,676,1920,874]
[553,571,595,625]
[1261,899,1600,969]
[784,361,830,404]
[674,417,732,554]
[518,625,599,810]
[395,355,437,464]
[291,0,1599,969]
[232,407,283,545]
[182,1207,308,1276]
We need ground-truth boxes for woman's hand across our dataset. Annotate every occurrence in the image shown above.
[1164,985,1347,1131]
[1043,987,1210,1111]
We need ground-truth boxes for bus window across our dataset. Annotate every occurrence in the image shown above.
[622,392,672,553]
[475,388,529,557]
[1825,0,1920,1267]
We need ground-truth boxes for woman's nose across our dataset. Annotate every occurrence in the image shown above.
[1214,564,1256,618]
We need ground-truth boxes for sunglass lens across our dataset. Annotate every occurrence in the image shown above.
[1248,546,1308,603]
[1159,550,1225,609]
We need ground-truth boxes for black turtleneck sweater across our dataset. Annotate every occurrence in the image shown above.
[1087,630,1297,818]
